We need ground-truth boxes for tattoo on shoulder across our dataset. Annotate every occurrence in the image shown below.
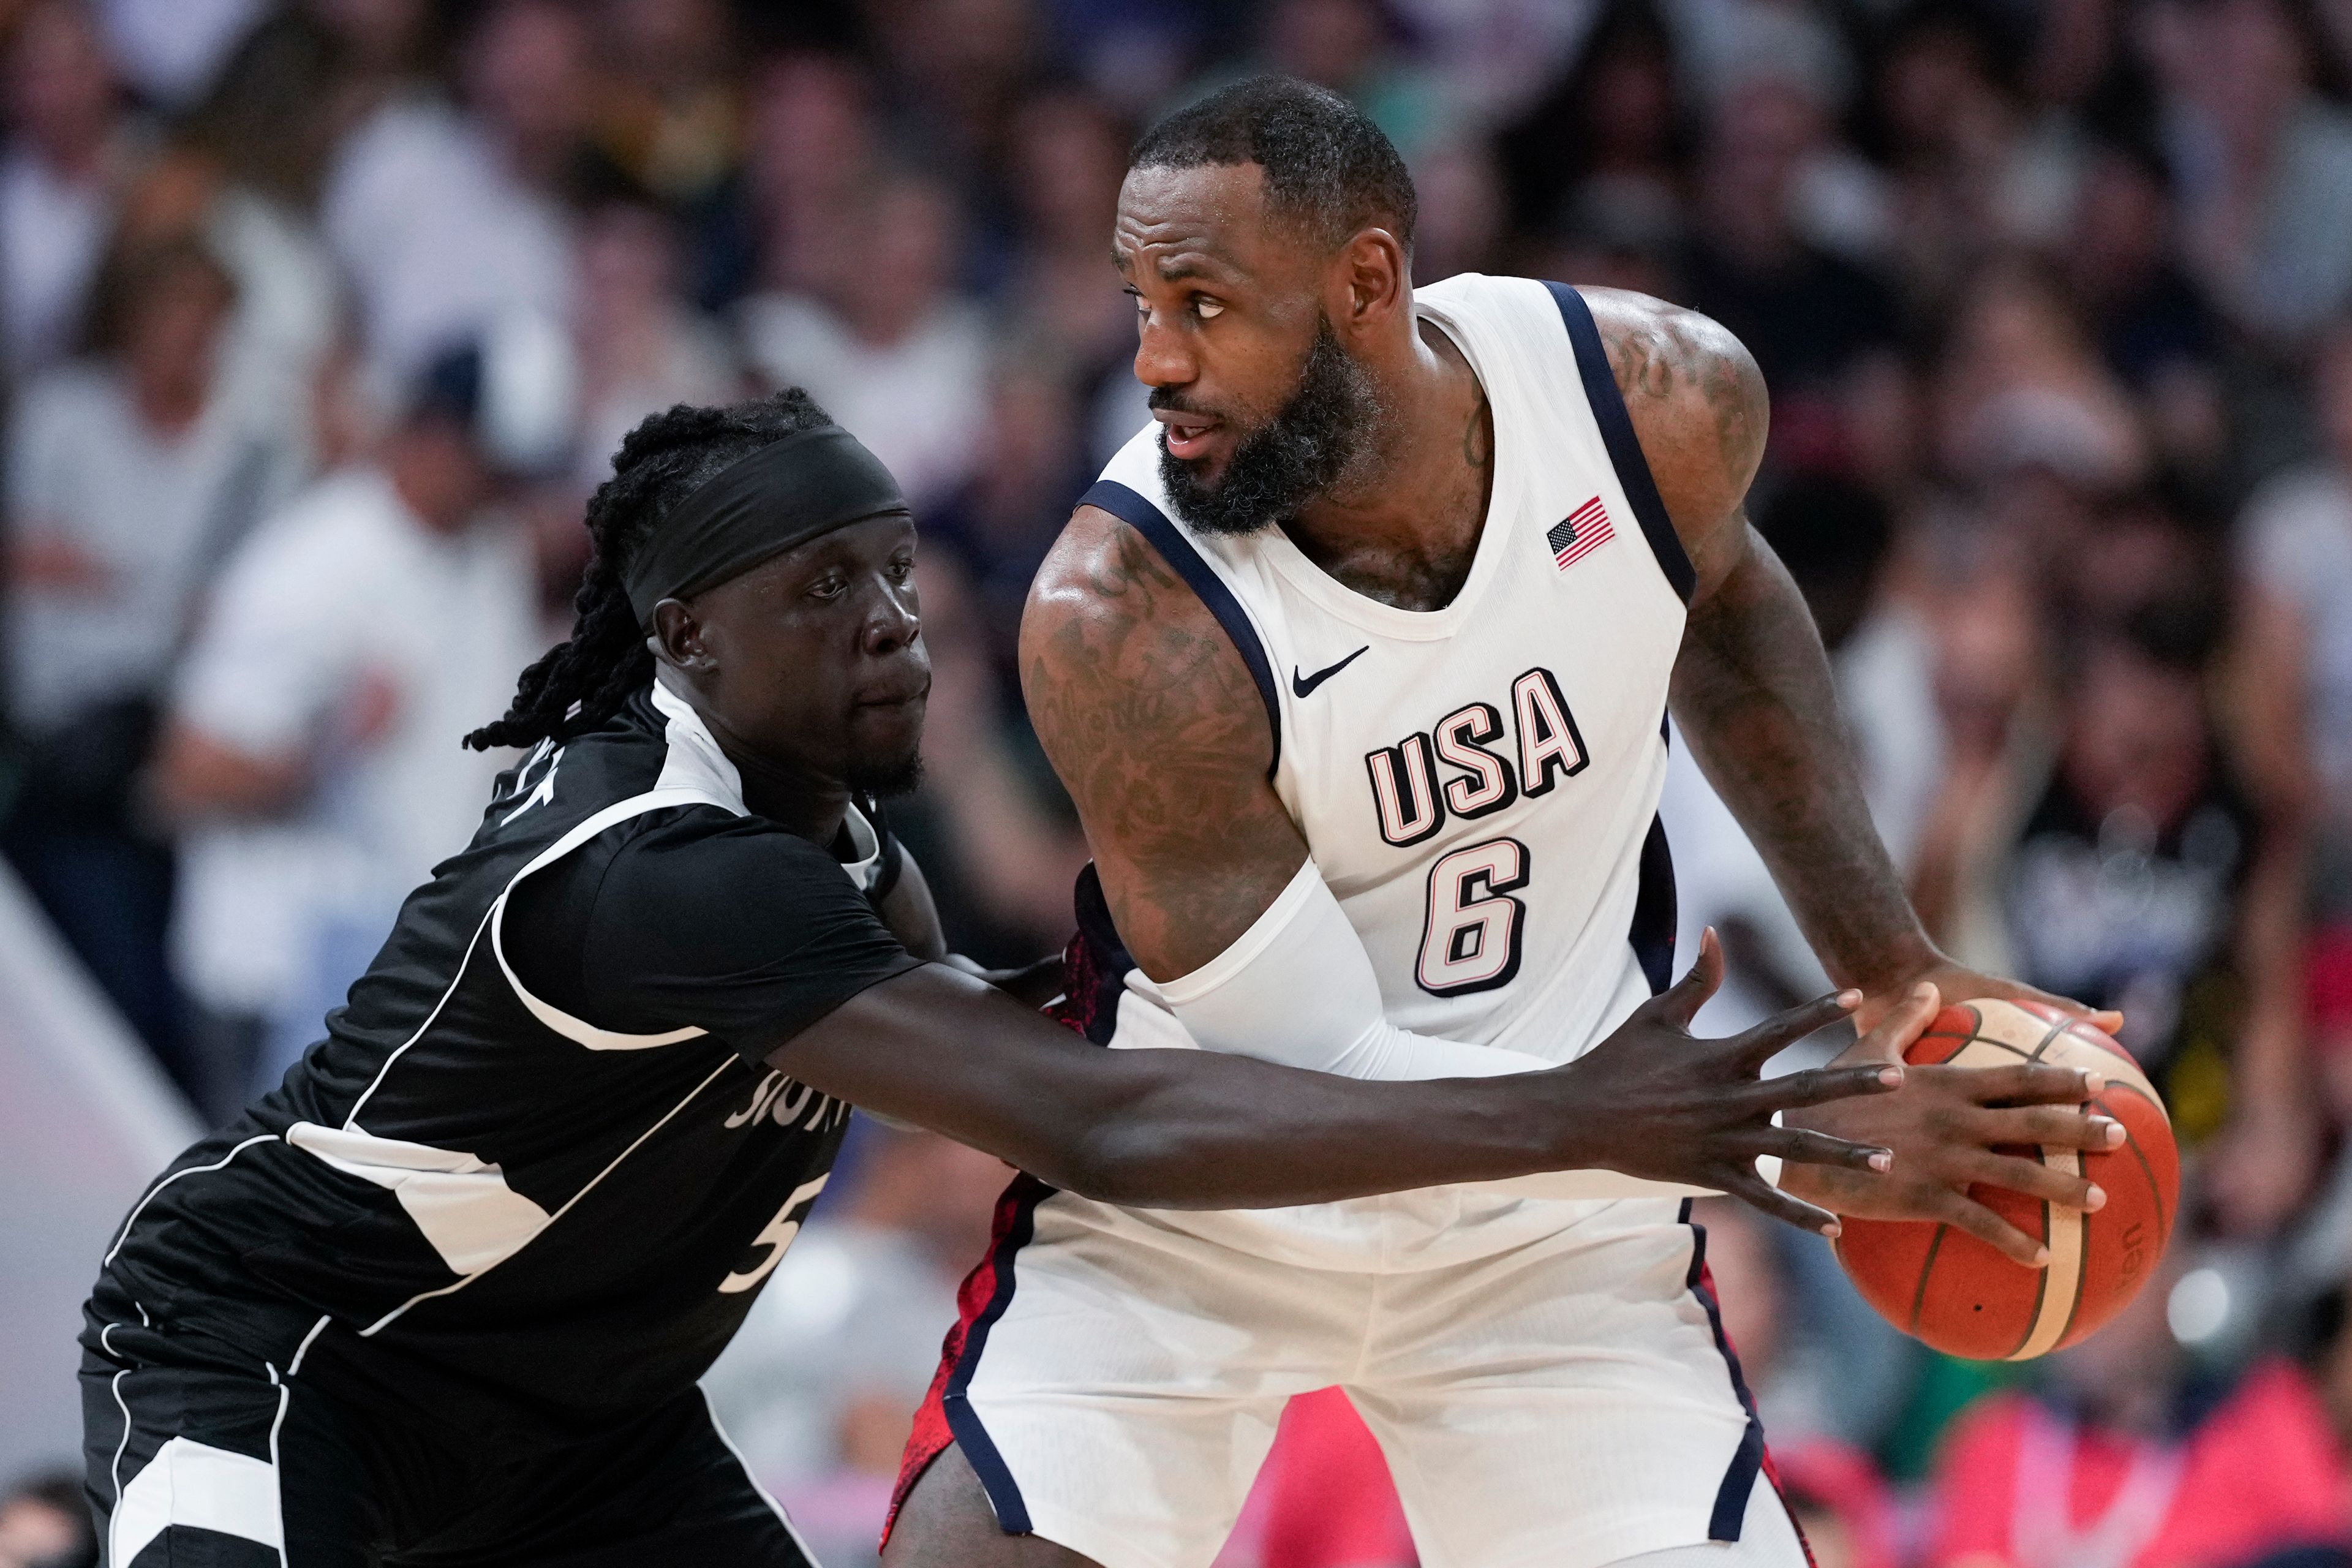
[1077,520,1174,603]
[1599,300,1769,559]
[1463,395,1491,470]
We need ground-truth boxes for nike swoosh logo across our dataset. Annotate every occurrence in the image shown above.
[1291,646,1370,698]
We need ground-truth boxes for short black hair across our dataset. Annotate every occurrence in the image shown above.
[1129,75,1417,254]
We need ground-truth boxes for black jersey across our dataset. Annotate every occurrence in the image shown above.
[92,682,919,1443]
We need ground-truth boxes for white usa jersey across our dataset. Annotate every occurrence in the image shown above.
[1055,274,1697,1264]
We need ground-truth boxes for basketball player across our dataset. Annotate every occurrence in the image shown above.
[885,79,2126,1568]
[81,393,1918,1567]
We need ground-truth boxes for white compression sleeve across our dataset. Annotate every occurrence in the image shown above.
[1155,857,1735,1200]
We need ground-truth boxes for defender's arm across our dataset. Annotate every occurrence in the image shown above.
[774,944,1902,1217]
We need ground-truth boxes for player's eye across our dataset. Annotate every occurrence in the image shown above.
[1193,296,1224,320]
[888,557,915,582]
[809,573,848,601]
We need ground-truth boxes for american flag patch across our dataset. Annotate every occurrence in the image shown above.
[1548,496,1615,571]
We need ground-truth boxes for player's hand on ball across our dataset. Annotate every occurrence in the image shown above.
[1780,982,2126,1268]
[1852,957,2124,1039]
[1556,928,1901,1237]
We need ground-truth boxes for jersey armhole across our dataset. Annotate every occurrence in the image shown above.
[1078,479,1283,780]
[1544,281,1698,606]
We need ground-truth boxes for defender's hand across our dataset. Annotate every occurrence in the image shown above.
[1553,930,1902,1237]
[1784,982,2124,1267]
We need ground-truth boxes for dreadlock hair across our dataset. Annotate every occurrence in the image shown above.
[464,388,836,752]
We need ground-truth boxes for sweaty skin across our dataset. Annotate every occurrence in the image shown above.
[1021,161,2121,1262]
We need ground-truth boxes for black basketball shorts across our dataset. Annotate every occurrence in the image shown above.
[80,1280,815,1567]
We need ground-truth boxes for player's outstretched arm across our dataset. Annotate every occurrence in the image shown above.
[769,937,1914,1226]
[1588,286,2121,1261]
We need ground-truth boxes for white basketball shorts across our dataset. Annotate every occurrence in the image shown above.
[891,1181,1804,1568]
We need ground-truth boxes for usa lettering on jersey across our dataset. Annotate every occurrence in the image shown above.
[1362,666,1588,847]
[1360,666,1589,999]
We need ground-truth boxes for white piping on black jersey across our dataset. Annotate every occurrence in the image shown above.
[330,682,882,1330]
[102,1133,281,1268]
[355,1052,741,1335]
[104,681,883,1329]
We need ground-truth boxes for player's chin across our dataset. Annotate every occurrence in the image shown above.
[843,698,927,795]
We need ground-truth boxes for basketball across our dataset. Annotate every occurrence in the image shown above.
[1833,998,2179,1361]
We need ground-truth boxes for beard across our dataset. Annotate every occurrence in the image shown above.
[844,748,924,799]
[1156,317,1382,537]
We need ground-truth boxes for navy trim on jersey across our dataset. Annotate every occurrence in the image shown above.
[1544,282,1698,606]
[940,1175,1054,1534]
[1080,479,1283,779]
[1681,1198,1768,1540]
[1068,865,1137,1047]
[1630,814,1677,996]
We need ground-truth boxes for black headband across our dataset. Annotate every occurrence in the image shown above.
[623,425,911,625]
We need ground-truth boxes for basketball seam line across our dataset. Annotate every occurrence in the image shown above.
[1909,1225,1948,1334]
[2024,1014,2072,1063]
[2008,1202,2052,1359]
[2095,1089,2171,1242]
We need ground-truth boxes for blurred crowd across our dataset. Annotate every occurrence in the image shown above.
[10,0,2352,1563]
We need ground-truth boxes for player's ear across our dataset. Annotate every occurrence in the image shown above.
[648,598,714,673]
[1337,226,1408,327]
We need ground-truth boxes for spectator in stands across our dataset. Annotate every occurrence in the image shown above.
[1931,255,2149,493]
[2239,320,2352,887]
[1929,1250,2352,1568]
[997,86,1135,377]
[1,0,132,379]
[570,197,742,491]
[2150,0,2352,345]
[152,325,570,1112]
[739,168,987,508]
[2024,603,2313,1232]
[1495,0,1693,241]
[922,352,1090,690]
[320,0,586,384]
[2062,140,2229,477]
[2,233,300,1094]
[584,0,741,211]
[735,50,879,309]
[1680,67,1902,477]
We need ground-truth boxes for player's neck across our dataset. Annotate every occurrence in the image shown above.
[731,760,853,846]
[1281,320,1493,613]
[660,673,854,845]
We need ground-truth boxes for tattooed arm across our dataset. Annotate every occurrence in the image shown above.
[1022,509,1304,978]
[1586,287,2117,1237]
[1017,503,1924,1229]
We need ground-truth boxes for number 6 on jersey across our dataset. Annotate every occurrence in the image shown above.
[1416,838,1529,996]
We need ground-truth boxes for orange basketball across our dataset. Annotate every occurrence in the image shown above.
[1832,998,2178,1360]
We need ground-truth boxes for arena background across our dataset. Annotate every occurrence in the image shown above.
[7,0,2352,1563]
